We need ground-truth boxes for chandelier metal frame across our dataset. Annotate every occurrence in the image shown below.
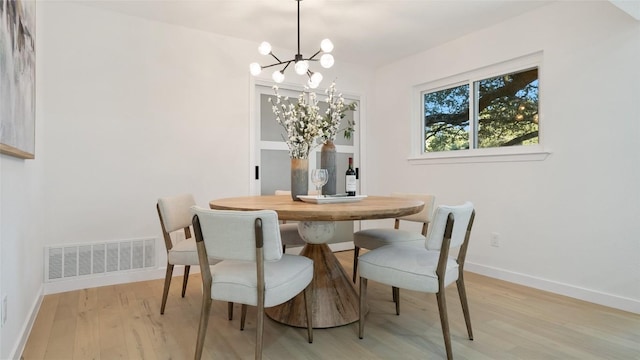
[249,0,334,88]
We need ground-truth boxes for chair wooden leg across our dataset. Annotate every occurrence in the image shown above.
[181,265,190,298]
[228,302,233,320]
[256,303,264,360]
[303,284,313,343]
[393,287,400,315]
[241,304,248,330]
[160,264,174,314]
[457,276,474,340]
[352,246,361,283]
[358,277,367,339]
[194,297,212,360]
[435,290,453,360]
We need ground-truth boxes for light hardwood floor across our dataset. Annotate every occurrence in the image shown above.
[22,250,640,359]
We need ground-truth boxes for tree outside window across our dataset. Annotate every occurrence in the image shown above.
[423,68,539,152]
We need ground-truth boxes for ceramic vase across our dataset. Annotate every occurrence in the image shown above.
[320,140,336,195]
[290,158,309,201]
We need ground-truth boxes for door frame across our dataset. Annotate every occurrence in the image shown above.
[249,79,364,250]
[249,79,362,196]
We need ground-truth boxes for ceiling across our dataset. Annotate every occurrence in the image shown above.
[80,0,557,68]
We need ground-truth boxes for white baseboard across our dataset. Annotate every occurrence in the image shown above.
[41,251,638,313]
[43,242,356,295]
[44,267,175,295]
[465,262,640,314]
[10,284,44,360]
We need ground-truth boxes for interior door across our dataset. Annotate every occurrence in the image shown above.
[252,82,361,249]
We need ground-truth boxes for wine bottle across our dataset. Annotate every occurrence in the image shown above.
[345,157,356,196]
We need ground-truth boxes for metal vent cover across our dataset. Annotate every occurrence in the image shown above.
[45,238,157,282]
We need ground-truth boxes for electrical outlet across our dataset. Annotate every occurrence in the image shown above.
[490,232,500,247]
[1,294,7,327]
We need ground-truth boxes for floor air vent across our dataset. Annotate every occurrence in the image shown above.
[45,238,157,282]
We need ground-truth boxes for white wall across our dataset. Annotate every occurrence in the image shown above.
[36,1,369,260]
[0,3,47,355]
[2,0,638,358]
[1,2,372,358]
[0,147,46,358]
[367,1,640,313]
[38,2,370,256]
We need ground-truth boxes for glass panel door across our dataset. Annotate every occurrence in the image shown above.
[253,83,360,246]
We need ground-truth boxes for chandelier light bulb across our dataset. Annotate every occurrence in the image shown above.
[320,54,334,69]
[258,41,272,55]
[320,39,334,53]
[248,2,336,86]
[310,72,323,85]
[272,70,285,83]
[294,60,309,75]
[249,62,262,76]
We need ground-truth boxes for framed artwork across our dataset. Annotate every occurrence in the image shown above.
[1,0,36,159]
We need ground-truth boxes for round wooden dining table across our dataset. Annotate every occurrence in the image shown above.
[209,195,425,328]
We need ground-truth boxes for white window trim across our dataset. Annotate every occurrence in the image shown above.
[408,145,550,164]
[410,51,550,164]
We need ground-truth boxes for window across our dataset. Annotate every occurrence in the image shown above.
[413,53,547,163]
[424,67,538,152]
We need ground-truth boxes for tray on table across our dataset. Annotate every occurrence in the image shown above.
[297,194,367,204]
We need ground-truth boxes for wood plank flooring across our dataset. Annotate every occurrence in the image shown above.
[22,250,640,359]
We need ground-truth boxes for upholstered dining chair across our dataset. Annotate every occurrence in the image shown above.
[357,202,475,360]
[352,193,436,283]
[191,207,314,360]
[274,190,306,252]
[275,190,318,252]
[156,194,233,319]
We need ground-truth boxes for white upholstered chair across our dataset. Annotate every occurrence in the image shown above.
[191,207,314,360]
[352,193,436,282]
[275,190,306,252]
[275,190,318,252]
[358,202,475,360]
[156,194,233,318]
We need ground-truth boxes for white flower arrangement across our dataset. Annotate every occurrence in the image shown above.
[319,81,358,144]
[269,86,323,159]
[269,82,357,158]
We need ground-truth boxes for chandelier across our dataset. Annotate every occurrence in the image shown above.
[249,0,334,88]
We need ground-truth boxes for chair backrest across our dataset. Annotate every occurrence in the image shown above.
[392,193,436,223]
[426,202,474,251]
[191,206,283,262]
[157,194,197,251]
[158,194,197,233]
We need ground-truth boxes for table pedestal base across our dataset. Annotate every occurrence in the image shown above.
[265,243,361,328]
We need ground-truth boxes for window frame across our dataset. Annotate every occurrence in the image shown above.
[410,52,549,164]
